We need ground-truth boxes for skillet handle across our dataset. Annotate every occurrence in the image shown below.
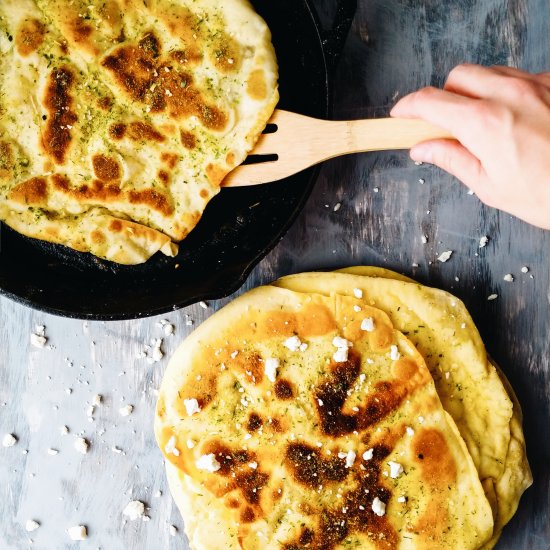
[320,0,357,73]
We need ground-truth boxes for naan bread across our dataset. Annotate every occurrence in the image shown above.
[156,285,494,549]
[274,267,532,548]
[0,0,278,263]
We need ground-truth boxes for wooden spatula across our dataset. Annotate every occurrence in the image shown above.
[222,110,454,187]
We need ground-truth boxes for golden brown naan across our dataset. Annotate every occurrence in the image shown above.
[156,285,494,549]
[0,0,278,263]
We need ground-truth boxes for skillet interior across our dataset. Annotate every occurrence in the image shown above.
[0,0,349,319]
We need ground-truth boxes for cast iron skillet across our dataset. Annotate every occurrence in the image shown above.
[0,0,357,320]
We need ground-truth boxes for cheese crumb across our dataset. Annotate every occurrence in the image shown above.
[123,500,145,521]
[406,427,414,436]
[165,435,180,456]
[74,438,89,454]
[353,288,363,298]
[487,294,498,301]
[67,525,87,540]
[421,234,428,244]
[184,398,201,416]
[372,497,386,517]
[199,301,208,309]
[389,345,400,361]
[264,358,279,383]
[186,439,195,449]
[360,317,375,332]
[353,305,362,312]
[418,416,425,424]
[437,250,453,263]
[397,496,406,503]
[248,462,258,469]
[388,461,404,479]
[362,448,374,461]
[521,266,529,273]
[283,336,302,352]
[25,520,40,532]
[92,394,102,406]
[2,433,17,447]
[503,273,514,282]
[332,336,352,363]
[344,450,356,468]
[119,405,134,417]
[47,448,58,455]
[479,236,489,248]
[60,425,69,435]
[196,453,221,472]
[169,525,177,537]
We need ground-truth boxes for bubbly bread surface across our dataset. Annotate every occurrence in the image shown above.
[0,0,278,263]
[156,285,495,549]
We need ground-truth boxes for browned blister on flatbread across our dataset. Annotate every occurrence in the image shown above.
[155,286,494,549]
[0,0,278,263]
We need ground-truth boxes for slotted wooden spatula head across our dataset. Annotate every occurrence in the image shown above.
[222,110,454,187]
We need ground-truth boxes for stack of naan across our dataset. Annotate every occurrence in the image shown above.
[0,0,278,263]
[155,267,531,549]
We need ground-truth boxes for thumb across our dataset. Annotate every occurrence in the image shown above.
[410,140,485,192]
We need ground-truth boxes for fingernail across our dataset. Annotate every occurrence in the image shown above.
[410,144,433,164]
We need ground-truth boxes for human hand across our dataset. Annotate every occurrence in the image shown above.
[390,63,550,230]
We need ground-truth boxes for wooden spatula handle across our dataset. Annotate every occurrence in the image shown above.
[324,118,454,157]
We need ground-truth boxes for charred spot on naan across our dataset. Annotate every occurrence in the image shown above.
[0,141,15,182]
[16,18,46,57]
[42,67,78,165]
[9,177,48,206]
[102,32,228,131]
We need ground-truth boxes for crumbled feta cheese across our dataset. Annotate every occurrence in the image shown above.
[264,358,279,383]
[437,250,453,263]
[150,339,164,363]
[119,405,134,417]
[158,320,175,336]
[92,394,102,406]
[333,202,341,212]
[230,350,239,359]
[199,301,208,309]
[421,234,428,244]
[184,398,201,416]
[60,425,69,435]
[362,448,374,461]
[248,462,258,469]
[299,342,308,352]
[317,398,324,407]
[74,438,89,454]
[503,274,514,282]
[353,305,362,312]
[397,496,406,503]
[2,433,17,447]
[479,236,489,248]
[344,450,356,468]
[418,416,425,424]
[123,500,145,521]
[165,435,180,457]
[389,345,400,361]
[521,266,529,273]
[25,520,40,532]
[30,332,47,348]
[372,497,386,517]
[388,461,404,479]
[169,525,177,537]
[196,453,221,472]
[47,448,58,455]
[406,427,414,436]
[67,525,87,540]
[333,347,348,363]
[353,288,363,299]
[283,336,302,352]
[360,317,375,332]
[487,294,498,301]
[186,439,195,449]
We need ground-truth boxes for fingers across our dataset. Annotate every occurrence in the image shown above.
[390,87,480,141]
[443,63,511,98]
[409,139,486,193]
